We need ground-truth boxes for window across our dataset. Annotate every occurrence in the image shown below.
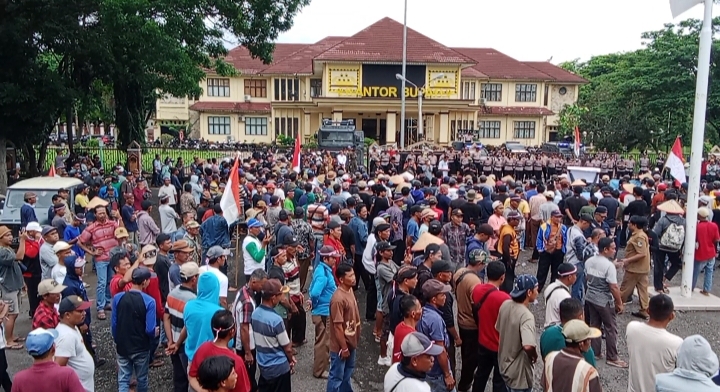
[450,120,475,142]
[513,121,536,139]
[515,84,537,102]
[274,78,300,101]
[480,83,502,102]
[478,121,501,139]
[245,117,268,135]
[274,117,299,139]
[207,116,231,135]
[310,79,323,97]
[207,79,230,97]
[244,79,267,98]
[461,81,475,100]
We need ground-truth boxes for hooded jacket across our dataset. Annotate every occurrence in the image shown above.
[656,335,720,392]
[61,255,91,326]
[183,272,222,362]
[136,210,160,246]
[465,236,488,265]
[479,187,494,224]
[190,175,202,204]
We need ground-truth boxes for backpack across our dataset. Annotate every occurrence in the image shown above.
[660,222,685,252]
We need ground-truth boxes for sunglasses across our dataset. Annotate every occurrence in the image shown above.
[143,249,157,259]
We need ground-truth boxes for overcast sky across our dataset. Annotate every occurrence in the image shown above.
[273,0,719,63]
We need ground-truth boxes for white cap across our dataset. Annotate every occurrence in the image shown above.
[26,222,42,232]
[52,241,72,254]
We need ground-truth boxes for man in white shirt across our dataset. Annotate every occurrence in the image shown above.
[543,263,577,327]
[51,241,72,285]
[626,294,684,392]
[199,246,229,308]
[158,195,179,234]
[383,332,442,392]
[337,151,347,168]
[55,296,95,392]
[158,176,178,207]
[39,226,60,279]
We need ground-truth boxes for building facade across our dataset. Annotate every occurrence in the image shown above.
[155,17,586,146]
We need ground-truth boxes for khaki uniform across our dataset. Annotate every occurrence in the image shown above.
[620,229,650,314]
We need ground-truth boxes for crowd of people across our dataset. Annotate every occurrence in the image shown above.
[3,144,720,392]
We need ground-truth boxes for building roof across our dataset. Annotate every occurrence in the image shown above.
[314,17,474,64]
[263,37,346,75]
[224,44,308,75]
[481,106,554,116]
[460,67,488,79]
[189,102,271,113]
[453,48,551,81]
[522,62,587,83]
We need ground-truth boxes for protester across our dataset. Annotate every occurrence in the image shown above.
[327,264,361,392]
[12,328,84,392]
[655,335,720,392]
[384,332,445,392]
[541,319,602,392]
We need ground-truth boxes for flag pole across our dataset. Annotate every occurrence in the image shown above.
[680,0,713,298]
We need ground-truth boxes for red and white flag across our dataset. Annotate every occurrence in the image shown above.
[292,136,301,173]
[573,126,581,157]
[219,154,241,225]
[48,165,57,177]
[665,136,687,186]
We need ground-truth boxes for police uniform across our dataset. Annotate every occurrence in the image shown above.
[620,228,650,316]
[533,156,543,181]
[482,156,492,177]
[639,156,650,174]
[524,157,533,181]
[547,156,556,178]
[493,157,503,179]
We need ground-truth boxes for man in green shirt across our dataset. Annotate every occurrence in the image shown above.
[539,297,597,367]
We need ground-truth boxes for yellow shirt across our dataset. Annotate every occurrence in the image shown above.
[75,194,89,208]
[504,198,530,215]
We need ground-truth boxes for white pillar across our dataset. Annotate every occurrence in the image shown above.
[680,0,713,298]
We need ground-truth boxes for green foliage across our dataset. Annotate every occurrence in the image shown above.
[571,18,720,151]
[277,134,295,147]
[85,138,100,148]
[557,104,588,138]
[364,137,375,147]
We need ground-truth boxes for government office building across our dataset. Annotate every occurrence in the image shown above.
[154,17,586,147]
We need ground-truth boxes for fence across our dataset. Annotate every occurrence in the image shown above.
[37,146,685,175]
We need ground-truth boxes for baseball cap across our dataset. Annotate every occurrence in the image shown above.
[375,223,391,233]
[424,243,442,258]
[578,214,594,223]
[179,262,200,279]
[131,267,152,283]
[58,295,91,314]
[509,274,539,299]
[451,209,463,217]
[141,245,158,265]
[114,227,129,239]
[26,328,58,356]
[327,220,341,230]
[37,279,66,296]
[429,220,442,232]
[186,220,200,229]
[26,222,42,232]
[468,249,490,266]
[261,278,289,299]
[41,226,57,237]
[171,240,193,253]
[52,241,72,254]
[278,210,289,221]
[699,206,712,218]
[400,332,444,358]
[376,241,396,252]
[283,236,299,246]
[421,279,452,300]
[24,192,37,200]
[551,209,563,217]
[544,191,555,198]
[562,319,602,343]
[492,201,503,210]
[207,245,231,259]
[558,263,578,277]
[247,218,264,228]
[71,256,86,268]
[431,260,453,275]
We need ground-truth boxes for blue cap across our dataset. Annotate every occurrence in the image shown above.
[26,328,58,356]
[247,218,264,228]
[510,274,539,299]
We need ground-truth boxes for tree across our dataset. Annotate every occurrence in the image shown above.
[570,18,720,151]
[557,104,588,138]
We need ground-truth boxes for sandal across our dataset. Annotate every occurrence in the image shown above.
[14,337,26,342]
[606,359,628,368]
[701,290,710,296]
[97,310,107,320]
[7,343,23,350]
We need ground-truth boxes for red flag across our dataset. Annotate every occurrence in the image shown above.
[292,136,301,173]
[573,126,581,157]
[219,154,241,225]
[665,136,687,187]
[48,165,57,177]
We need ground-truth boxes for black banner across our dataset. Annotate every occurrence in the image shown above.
[361,64,426,98]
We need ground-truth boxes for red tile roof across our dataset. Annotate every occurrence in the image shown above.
[461,67,488,79]
[453,48,551,81]
[225,44,308,75]
[189,102,271,113]
[263,37,346,75]
[315,17,474,64]
[480,106,554,116]
[523,62,587,83]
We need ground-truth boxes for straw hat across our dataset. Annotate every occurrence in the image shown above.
[488,174,496,181]
[411,232,444,252]
[571,179,586,187]
[317,174,325,183]
[622,183,635,193]
[657,200,684,214]
[395,183,411,191]
[638,172,653,180]
[86,197,109,210]
[501,175,515,183]
[327,171,337,180]
[389,175,405,184]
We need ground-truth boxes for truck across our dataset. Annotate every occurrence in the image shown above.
[316,119,366,171]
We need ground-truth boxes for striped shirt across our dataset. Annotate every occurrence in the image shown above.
[282,260,301,297]
[233,285,256,351]
[542,350,602,392]
[251,305,290,379]
[307,203,328,233]
[164,286,196,343]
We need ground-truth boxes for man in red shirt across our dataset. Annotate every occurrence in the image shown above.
[471,261,510,392]
[109,248,143,298]
[693,207,720,295]
[189,309,251,392]
[392,294,421,363]
[32,279,66,330]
